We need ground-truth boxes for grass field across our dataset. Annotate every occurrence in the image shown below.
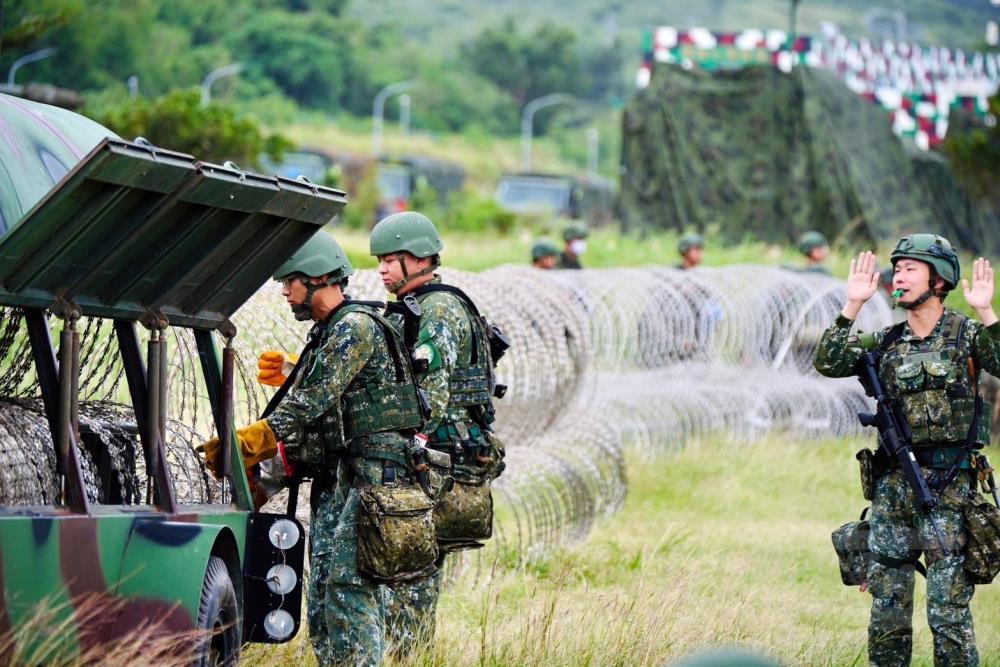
[245,434,1000,666]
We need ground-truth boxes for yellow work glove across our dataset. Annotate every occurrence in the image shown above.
[195,419,279,478]
[257,350,298,387]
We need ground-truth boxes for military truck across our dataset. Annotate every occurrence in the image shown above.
[495,172,616,226]
[0,94,345,664]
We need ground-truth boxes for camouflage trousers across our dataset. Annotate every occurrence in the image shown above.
[308,482,386,667]
[868,468,978,667]
[384,566,442,657]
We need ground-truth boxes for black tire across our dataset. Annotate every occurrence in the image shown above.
[193,555,241,667]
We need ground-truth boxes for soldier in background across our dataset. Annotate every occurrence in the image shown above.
[558,223,588,269]
[531,238,560,269]
[814,234,999,666]
[677,233,705,270]
[798,230,832,275]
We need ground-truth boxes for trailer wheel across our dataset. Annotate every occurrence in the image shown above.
[193,555,241,666]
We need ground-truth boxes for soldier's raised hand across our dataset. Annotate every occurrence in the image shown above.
[845,251,880,304]
[962,257,996,316]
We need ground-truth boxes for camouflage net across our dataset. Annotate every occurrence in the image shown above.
[619,64,996,254]
[0,266,892,561]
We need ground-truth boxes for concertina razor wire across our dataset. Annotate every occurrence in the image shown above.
[0,266,894,562]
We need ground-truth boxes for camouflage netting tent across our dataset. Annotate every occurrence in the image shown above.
[619,64,998,253]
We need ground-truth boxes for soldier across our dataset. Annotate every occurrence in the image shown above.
[531,238,560,270]
[198,231,429,666]
[814,234,1000,667]
[677,232,705,270]
[369,211,506,656]
[558,223,588,269]
[798,230,832,275]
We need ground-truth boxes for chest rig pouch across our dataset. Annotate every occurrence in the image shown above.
[339,304,425,441]
[881,313,989,448]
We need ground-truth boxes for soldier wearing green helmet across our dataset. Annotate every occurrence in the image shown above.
[531,238,560,269]
[200,230,429,666]
[558,222,588,269]
[814,234,1000,666]
[797,230,832,275]
[677,232,705,270]
[370,211,507,657]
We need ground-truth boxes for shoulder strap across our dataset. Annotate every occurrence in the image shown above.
[412,283,487,365]
[878,322,906,353]
[343,302,409,383]
[412,283,483,317]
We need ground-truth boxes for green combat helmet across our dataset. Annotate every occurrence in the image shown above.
[797,230,828,256]
[889,233,961,309]
[273,231,353,320]
[678,232,705,254]
[562,223,589,242]
[531,238,560,262]
[370,211,443,292]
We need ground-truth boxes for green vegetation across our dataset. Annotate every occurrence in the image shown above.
[244,434,1000,665]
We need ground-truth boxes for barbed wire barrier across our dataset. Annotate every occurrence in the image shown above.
[0,265,894,562]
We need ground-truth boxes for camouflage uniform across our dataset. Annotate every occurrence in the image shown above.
[267,303,421,667]
[384,276,495,655]
[814,309,1000,667]
[557,251,582,270]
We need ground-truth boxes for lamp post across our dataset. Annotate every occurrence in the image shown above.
[7,47,58,87]
[520,93,572,171]
[372,80,416,156]
[399,94,411,135]
[200,63,243,107]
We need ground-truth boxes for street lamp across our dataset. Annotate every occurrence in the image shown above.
[200,63,244,107]
[399,94,411,135]
[520,93,572,171]
[7,47,58,87]
[372,80,416,156]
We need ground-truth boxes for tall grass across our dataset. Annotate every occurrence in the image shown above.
[246,434,1000,666]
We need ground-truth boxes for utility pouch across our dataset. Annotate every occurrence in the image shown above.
[857,448,876,501]
[434,468,494,551]
[356,482,438,583]
[831,508,872,586]
[963,495,1000,585]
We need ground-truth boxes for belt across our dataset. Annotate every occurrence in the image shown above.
[913,445,977,469]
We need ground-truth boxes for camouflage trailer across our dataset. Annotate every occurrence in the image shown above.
[0,94,347,664]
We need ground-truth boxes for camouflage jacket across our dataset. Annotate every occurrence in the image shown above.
[557,252,582,270]
[814,308,1000,463]
[266,302,415,475]
[387,277,485,442]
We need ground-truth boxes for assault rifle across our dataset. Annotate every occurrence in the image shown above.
[856,350,950,553]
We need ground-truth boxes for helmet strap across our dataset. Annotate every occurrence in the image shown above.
[293,280,323,321]
[387,253,438,294]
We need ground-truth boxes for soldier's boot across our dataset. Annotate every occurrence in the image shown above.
[927,555,979,667]
[868,560,915,667]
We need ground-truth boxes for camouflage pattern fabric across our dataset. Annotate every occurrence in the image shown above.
[814,310,1000,462]
[265,302,422,665]
[557,252,582,270]
[308,460,391,667]
[384,570,441,659]
[267,307,400,470]
[814,309,1000,666]
[619,65,996,254]
[867,469,978,667]
[383,278,495,654]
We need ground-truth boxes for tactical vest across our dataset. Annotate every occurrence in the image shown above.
[880,311,989,447]
[412,285,496,418]
[299,303,424,452]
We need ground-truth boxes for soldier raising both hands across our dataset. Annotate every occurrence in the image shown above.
[814,234,1000,667]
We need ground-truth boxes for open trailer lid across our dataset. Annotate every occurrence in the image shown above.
[0,137,347,329]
